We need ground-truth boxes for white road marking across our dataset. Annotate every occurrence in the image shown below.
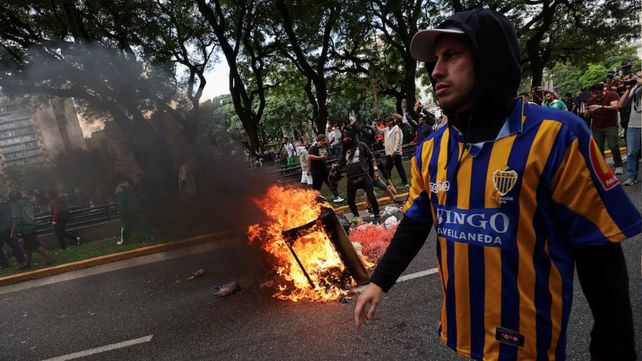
[396,268,438,283]
[42,335,153,361]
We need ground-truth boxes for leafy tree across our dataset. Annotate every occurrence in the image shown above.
[195,0,278,157]
[444,0,640,87]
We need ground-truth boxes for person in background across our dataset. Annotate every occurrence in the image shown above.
[308,134,344,203]
[337,128,380,223]
[619,70,642,186]
[296,140,312,186]
[10,190,54,268]
[49,190,80,250]
[0,195,27,269]
[382,116,409,188]
[586,82,624,175]
[542,90,568,110]
[282,137,295,168]
[114,179,153,245]
[412,114,433,144]
[562,92,578,114]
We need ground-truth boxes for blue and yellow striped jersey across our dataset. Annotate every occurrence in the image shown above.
[403,98,641,360]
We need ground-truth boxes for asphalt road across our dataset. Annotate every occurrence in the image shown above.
[0,185,640,361]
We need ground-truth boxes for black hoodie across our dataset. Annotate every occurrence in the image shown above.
[425,9,521,143]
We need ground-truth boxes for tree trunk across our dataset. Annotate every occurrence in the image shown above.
[315,81,329,134]
[403,57,417,115]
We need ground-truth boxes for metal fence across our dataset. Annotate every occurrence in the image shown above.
[34,203,119,234]
[267,143,418,183]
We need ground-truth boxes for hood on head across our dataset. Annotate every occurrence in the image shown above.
[412,9,521,141]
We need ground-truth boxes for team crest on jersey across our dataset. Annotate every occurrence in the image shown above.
[492,167,518,196]
[588,136,619,191]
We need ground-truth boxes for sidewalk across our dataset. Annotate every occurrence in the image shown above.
[0,231,229,287]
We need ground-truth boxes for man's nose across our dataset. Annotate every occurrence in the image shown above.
[431,59,445,80]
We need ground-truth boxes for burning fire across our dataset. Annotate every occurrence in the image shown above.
[248,185,369,302]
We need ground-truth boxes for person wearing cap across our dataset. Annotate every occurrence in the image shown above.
[354,9,640,361]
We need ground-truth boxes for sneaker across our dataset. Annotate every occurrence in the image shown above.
[333,197,345,203]
[116,240,124,246]
[365,208,372,215]
[373,216,381,225]
[614,167,624,175]
[622,177,638,186]
[76,237,81,246]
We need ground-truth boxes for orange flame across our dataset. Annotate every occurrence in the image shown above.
[248,185,360,302]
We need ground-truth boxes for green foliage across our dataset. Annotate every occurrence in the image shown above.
[551,46,642,95]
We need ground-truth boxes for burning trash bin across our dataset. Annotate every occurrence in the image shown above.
[248,186,372,302]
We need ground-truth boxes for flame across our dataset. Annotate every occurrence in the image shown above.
[248,185,361,302]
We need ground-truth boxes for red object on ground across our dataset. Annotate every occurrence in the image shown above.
[348,223,397,264]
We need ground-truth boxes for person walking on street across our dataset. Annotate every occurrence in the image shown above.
[383,116,409,188]
[10,190,54,268]
[308,134,344,203]
[0,196,27,269]
[296,140,312,186]
[586,83,624,175]
[619,70,642,185]
[337,129,380,223]
[355,9,640,361]
[49,191,80,250]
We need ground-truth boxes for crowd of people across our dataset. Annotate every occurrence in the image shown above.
[525,70,642,185]
[281,103,447,223]
[0,180,154,271]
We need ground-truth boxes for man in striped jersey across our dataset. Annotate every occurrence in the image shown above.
[354,9,641,361]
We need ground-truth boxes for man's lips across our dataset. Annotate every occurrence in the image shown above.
[435,83,450,97]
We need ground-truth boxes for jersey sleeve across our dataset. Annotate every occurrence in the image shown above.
[402,143,432,224]
[548,121,641,248]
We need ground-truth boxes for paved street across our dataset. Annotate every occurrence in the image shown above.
[0,184,640,361]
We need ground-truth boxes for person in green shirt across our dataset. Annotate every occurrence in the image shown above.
[542,90,568,110]
[9,190,54,268]
[114,179,154,245]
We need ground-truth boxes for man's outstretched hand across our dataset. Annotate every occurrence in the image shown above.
[354,283,384,329]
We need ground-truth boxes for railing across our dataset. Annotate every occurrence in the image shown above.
[267,143,418,183]
[34,203,120,234]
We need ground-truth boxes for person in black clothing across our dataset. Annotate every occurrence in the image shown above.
[337,129,380,223]
[307,134,344,203]
[0,196,27,269]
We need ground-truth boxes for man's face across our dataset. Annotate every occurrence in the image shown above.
[592,90,603,99]
[431,34,475,113]
[318,138,327,146]
[545,93,553,102]
[418,117,425,125]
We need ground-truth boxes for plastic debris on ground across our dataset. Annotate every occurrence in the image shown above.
[381,205,402,217]
[187,269,205,280]
[211,281,241,297]
[348,220,398,264]
[384,215,399,229]
[339,296,352,304]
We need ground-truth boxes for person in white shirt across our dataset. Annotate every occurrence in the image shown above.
[383,116,408,187]
[619,71,642,185]
[296,140,312,185]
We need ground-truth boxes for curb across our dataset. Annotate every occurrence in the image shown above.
[0,231,229,287]
[334,192,409,216]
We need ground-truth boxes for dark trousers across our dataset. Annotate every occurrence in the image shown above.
[120,215,153,243]
[53,218,77,249]
[0,228,26,265]
[346,176,379,217]
[311,170,339,198]
[593,126,623,167]
[386,154,408,185]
